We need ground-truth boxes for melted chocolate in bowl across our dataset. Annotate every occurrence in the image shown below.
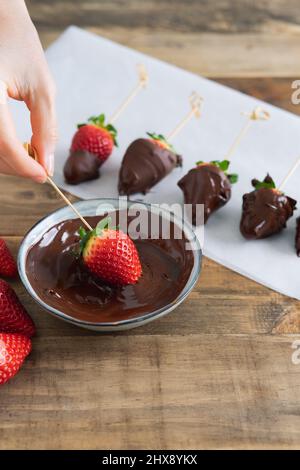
[25,213,195,324]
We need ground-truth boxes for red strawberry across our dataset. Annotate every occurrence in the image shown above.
[71,114,118,164]
[0,238,17,278]
[147,132,174,152]
[0,280,35,337]
[79,217,142,286]
[0,333,31,385]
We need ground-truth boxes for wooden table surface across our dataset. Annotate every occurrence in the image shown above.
[1,0,300,450]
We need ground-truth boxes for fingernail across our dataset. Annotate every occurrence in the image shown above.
[46,153,54,176]
[37,175,47,184]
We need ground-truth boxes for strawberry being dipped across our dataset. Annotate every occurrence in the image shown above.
[118,133,182,196]
[0,333,32,385]
[240,175,296,240]
[0,238,17,278]
[178,160,238,225]
[80,217,142,286]
[0,280,36,337]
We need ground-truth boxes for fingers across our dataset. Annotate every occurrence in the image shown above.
[0,99,47,183]
[29,78,57,177]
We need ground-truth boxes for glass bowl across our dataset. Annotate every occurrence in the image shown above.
[18,198,202,331]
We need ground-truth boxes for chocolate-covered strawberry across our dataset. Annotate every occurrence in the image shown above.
[178,160,238,225]
[240,175,296,240]
[71,114,118,165]
[118,134,182,196]
[64,150,101,185]
[79,217,142,286]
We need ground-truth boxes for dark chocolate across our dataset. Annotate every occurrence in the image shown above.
[64,150,100,185]
[25,213,194,324]
[177,163,232,225]
[295,218,300,256]
[118,138,182,195]
[240,180,296,240]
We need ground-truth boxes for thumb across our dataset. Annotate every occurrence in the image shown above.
[29,85,57,176]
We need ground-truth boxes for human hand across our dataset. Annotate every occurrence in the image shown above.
[0,0,57,183]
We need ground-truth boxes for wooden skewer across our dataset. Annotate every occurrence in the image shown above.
[278,156,300,192]
[167,92,203,141]
[23,143,93,231]
[45,177,93,230]
[225,106,270,160]
[109,64,148,124]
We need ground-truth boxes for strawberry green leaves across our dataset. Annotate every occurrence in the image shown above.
[95,216,113,236]
[78,226,90,255]
[251,174,276,190]
[227,174,239,184]
[211,160,230,172]
[88,114,106,127]
[146,132,176,153]
[147,132,167,142]
[78,114,118,146]
[196,160,238,185]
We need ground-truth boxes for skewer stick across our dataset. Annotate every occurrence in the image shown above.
[225,106,270,160]
[278,156,300,192]
[166,92,203,141]
[23,143,93,231]
[45,178,93,230]
[109,64,148,124]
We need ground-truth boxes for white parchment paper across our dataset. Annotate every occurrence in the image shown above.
[10,26,300,300]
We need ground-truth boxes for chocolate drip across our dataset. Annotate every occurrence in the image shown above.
[118,138,182,195]
[25,214,194,324]
[177,163,232,225]
[240,184,296,240]
[64,150,100,185]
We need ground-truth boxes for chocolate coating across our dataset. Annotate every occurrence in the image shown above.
[64,150,100,185]
[25,214,194,324]
[295,218,300,256]
[118,138,182,195]
[177,163,232,225]
[240,185,296,240]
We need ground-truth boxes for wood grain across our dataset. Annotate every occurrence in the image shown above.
[27,0,300,33]
[26,0,300,77]
[1,334,300,450]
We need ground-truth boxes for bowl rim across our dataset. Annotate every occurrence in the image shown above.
[18,198,202,329]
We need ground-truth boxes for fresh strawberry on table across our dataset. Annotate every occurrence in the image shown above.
[71,114,118,164]
[0,238,17,278]
[79,216,142,286]
[0,280,36,337]
[0,333,32,385]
